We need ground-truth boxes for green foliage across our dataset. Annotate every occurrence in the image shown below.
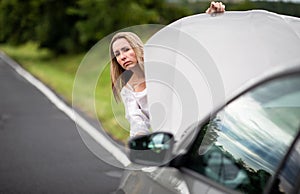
[68,0,190,50]
[226,0,300,17]
[2,0,299,54]
[0,0,79,54]
[0,0,38,44]
[0,0,190,54]
[34,0,80,54]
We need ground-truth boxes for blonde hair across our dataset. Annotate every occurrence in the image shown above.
[110,32,144,102]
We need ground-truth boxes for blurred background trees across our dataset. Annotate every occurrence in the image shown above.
[0,0,299,55]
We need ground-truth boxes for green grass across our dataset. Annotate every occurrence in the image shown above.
[0,42,129,143]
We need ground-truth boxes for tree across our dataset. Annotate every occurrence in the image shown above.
[34,0,79,54]
[68,0,191,51]
[0,0,80,54]
[0,0,38,44]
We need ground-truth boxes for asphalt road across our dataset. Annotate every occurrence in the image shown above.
[0,56,125,193]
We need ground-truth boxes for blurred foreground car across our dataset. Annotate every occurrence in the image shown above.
[117,10,300,194]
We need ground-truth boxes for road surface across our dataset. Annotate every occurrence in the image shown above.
[0,54,125,193]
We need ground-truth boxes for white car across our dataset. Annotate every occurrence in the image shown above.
[117,10,300,194]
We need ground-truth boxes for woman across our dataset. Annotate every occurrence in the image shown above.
[110,2,225,137]
[110,32,149,137]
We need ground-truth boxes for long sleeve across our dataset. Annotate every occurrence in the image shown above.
[121,87,150,137]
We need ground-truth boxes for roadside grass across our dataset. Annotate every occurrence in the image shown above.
[0,42,129,143]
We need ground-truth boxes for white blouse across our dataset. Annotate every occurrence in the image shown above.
[120,85,150,137]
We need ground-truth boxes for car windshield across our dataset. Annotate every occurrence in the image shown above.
[185,74,300,194]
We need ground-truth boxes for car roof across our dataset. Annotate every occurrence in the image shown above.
[144,10,300,139]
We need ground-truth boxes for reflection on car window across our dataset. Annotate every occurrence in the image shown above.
[274,137,300,194]
[185,75,300,194]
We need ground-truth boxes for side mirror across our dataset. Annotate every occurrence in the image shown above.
[128,132,174,166]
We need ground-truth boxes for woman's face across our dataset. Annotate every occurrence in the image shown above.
[112,38,138,70]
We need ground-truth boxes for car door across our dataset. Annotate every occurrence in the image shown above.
[179,71,300,194]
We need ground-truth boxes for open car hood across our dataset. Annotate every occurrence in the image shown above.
[144,10,300,139]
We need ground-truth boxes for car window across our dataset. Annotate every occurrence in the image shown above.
[183,74,300,194]
[271,136,300,194]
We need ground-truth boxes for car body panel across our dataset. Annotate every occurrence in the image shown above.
[118,166,231,194]
[118,10,300,194]
[117,167,189,194]
[144,10,300,140]
[118,71,300,194]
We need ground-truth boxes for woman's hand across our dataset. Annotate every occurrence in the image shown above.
[206,1,225,14]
